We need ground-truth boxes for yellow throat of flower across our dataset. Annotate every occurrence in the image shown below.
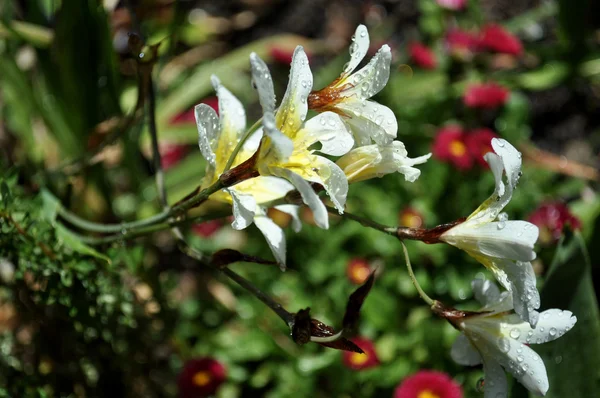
[417,390,440,398]
[193,370,212,387]
[449,140,466,157]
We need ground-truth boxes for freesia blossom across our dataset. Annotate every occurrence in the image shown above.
[394,370,463,398]
[436,0,467,11]
[465,128,499,167]
[432,126,473,171]
[178,357,227,398]
[463,82,510,109]
[342,337,380,370]
[308,25,397,146]
[528,202,581,245]
[440,138,541,326]
[449,279,576,398]
[249,48,354,229]
[480,24,523,56]
[409,42,437,69]
[336,141,431,183]
[195,76,301,267]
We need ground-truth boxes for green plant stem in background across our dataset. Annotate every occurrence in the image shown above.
[401,242,434,306]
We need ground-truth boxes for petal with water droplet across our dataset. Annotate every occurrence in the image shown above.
[336,100,397,145]
[341,24,370,76]
[297,112,354,156]
[195,103,219,167]
[254,210,287,269]
[227,188,256,230]
[451,334,483,366]
[276,46,312,135]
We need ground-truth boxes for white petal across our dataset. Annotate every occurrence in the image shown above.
[342,24,369,76]
[336,100,397,145]
[274,204,302,233]
[499,309,577,344]
[261,114,294,164]
[211,75,246,139]
[234,176,293,204]
[472,278,502,307]
[342,45,392,100]
[502,260,541,327]
[244,128,263,152]
[445,221,538,262]
[276,46,312,135]
[481,357,508,398]
[492,138,523,192]
[299,112,354,156]
[451,334,483,366]
[309,156,348,213]
[227,188,256,230]
[271,168,328,229]
[254,212,287,270]
[195,103,219,166]
[249,52,276,114]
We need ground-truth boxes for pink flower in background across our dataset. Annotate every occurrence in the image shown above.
[160,144,188,169]
[346,258,372,285]
[170,97,219,125]
[394,370,463,398]
[528,202,582,244]
[464,128,499,167]
[409,42,437,69]
[463,82,510,109]
[342,337,380,370]
[432,126,473,171]
[192,220,223,238]
[480,24,523,56]
[270,46,311,65]
[178,357,226,398]
[436,0,468,11]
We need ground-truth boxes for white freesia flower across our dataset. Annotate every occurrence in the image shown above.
[440,138,541,326]
[450,279,577,398]
[249,47,354,229]
[336,141,431,183]
[308,24,397,146]
[195,76,301,268]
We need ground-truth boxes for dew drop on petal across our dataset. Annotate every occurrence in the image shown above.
[498,336,511,353]
[510,328,521,339]
[549,327,557,337]
[517,355,524,363]
[554,355,563,364]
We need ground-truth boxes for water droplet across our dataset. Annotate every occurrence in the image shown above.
[360,30,367,38]
[498,337,511,353]
[498,212,508,222]
[374,115,384,125]
[510,328,521,339]
[497,221,506,230]
[497,140,506,147]
[549,327,557,336]
[301,80,308,88]
[476,378,485,393]
[517,355,524,362]
[540,327,545,332]
[319,118,326,126]
[554,355,563,364]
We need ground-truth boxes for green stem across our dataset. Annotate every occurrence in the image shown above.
[325,205,396,236]
[401,242,434,306]
[223,117,263,172]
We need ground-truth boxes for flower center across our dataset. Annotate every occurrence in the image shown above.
[417,390,440,398]
[192,371,212,387]
[401,213,423,228]
[351,266,370,284]
[449,140,466,157]
[349,352,369,366]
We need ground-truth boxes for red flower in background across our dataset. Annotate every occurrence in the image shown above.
[432,126,473,170]
[436,0,468,10]
[161,144,188,169]
[394,370,463,398]
[178,357,226,398]
[480,24,523,56]
[528,202,582,245]
[409,43,437,70]
[346,258,372,285]
[192,220,223,238]
[342,337,380,370]
[463,82,510,109]
[399,208,424,228]
[170,97,219,125]
[465,128,499,167]
[445,29,482,60]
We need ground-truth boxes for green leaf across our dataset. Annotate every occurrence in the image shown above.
[56,224,111,264]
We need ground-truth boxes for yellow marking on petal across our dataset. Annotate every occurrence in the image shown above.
[192,371,211,387]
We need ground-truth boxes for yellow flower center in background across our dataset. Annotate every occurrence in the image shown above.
[350,265,370,284]
[350,352,369,366]
[193,371,212,387]
[449,140,466,157]
[401,213,423,228]
[417,390,440,398]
